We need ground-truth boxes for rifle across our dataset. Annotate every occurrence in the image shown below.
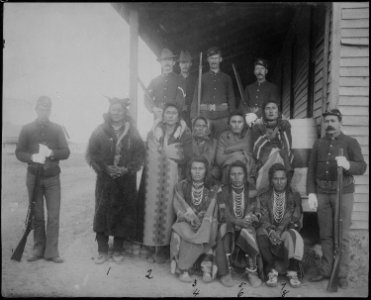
[232,64,246,106]
[137,77,155,112]
[197,52,203,116]
[327,148,344,292]
[11,167,41,261]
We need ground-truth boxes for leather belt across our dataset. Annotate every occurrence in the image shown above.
[200,103,228,112]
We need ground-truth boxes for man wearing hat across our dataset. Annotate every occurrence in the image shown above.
[144,48,185,121]
[191,46,236,138]
[306,108,366,289]
[15,96,70,263]
[178,50,197,128]
[241,58,280,120]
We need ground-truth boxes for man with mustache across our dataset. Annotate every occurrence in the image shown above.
[191,46,236,138]
[306,109,366,289]
[240,59,280,123]
[144,48,186,122]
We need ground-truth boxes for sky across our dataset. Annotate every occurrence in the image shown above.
[3,3,158,143]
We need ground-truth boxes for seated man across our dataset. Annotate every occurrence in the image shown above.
[256,163,304,288]
[216,111,256,189]
[252,100,293,191]
[192,116,221,184]
[170,157,219,283]
[215,161,262,288]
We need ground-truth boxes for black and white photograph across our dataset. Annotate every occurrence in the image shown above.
[2,2,369,297]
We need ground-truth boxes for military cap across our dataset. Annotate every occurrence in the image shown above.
[323,108,342,121]
[36,96,52,108]
[178,50,192,62]
[254,58,268,69]
[157,48,177,61]
[206,46,222,57]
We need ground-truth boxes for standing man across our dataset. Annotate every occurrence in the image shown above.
[15,96,70,263]
[178,50,197,128]
[241,58,280,121]
[191,46,236,138]
[144,48,186,122]
[307,109,366,288]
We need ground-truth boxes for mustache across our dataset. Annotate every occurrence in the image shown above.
[326,126,335,131]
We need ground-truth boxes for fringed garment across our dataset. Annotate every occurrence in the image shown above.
[252,119,293,191]
[256,187,304,264]
[170,180,219,271]
[86,115,145,238]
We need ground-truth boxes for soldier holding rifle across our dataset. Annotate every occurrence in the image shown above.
[191,46,236,138]
[307,109,366,289]
[15,96,70,263]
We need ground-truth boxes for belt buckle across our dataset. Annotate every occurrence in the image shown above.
[209,104,216,111]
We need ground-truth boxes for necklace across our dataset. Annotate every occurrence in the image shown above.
[191,182,204,206]
[273,191,286,224]
[232,187,245,218]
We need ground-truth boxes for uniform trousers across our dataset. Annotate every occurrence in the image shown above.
[26,172,61,259]
[317,193,354,278]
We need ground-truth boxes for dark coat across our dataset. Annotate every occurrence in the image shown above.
[86,115,145,238]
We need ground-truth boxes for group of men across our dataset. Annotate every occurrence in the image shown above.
[14,45,366,292]
[144,46,278,138]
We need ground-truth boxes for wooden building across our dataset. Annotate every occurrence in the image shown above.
[112,2,369,232]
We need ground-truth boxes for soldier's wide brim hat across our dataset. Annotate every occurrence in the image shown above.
[322,108,342,120]
[254,58,268,69]
[178,50,192,62]
[157,48,177,61]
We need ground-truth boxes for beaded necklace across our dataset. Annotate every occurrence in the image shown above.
[232,185,245,218]
[273,191,286,224]
[191,182,204,206]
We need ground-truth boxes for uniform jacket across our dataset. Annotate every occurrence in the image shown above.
[146,72,185,111]
[15,119,70,177]
[241,80,280,117]
[307,132,367,194]
[191,70,236,120]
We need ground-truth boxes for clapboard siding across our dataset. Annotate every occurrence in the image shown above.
[338,96,369,106]
[336,3,369,230]
[339,76,369,86]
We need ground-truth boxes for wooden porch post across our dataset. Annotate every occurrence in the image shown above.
[328,3,342,110]
[129,9,139,124]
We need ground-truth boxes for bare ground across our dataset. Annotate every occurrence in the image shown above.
[1,152,368,297]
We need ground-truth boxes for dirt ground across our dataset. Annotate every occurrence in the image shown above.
[1,152,368,297]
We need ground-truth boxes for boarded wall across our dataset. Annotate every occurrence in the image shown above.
[334,2,369,230]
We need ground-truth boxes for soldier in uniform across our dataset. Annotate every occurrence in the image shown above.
[307,109,367,289]
[144,48,186,122]
[191,46,236,138]
[178,50,197,128]
[240,58,280,123]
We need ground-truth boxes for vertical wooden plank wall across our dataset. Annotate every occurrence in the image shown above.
[334,2,369,230]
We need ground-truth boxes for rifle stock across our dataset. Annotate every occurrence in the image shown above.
[327,148,344,292]
[11,167,40,262]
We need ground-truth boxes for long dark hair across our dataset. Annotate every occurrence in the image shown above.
[268,163,291,191]
[186,156,211,188]
[227,160,249,190]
